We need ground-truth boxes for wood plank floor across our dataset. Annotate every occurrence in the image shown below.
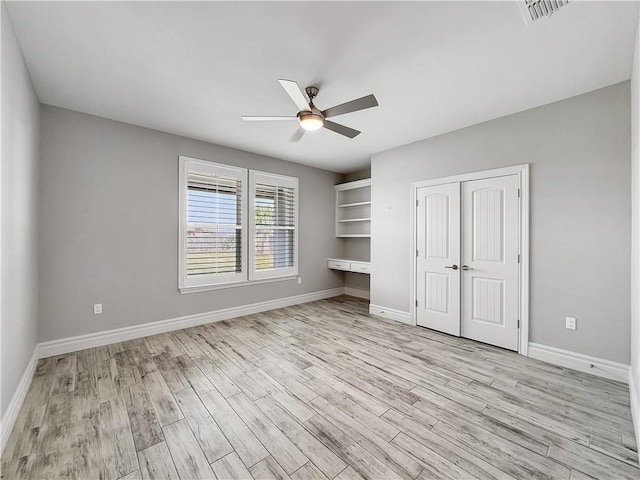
[2,296,638,480]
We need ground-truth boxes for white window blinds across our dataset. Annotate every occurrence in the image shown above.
[250,171,298,280]
[187,173,242,275]
[180,158,247,289]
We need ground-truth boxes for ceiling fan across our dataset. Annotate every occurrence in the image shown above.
[242,79,378,142]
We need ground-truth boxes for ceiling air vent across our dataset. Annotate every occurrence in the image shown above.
[520,0,570,24]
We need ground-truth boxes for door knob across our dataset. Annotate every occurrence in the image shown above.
[444,265,458,270]
[461,265,474,270]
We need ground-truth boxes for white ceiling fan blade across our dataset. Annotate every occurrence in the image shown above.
[289,127,306,142]
[242,116,297,121]
[278,79,310,111]
[323,94,378,118]
[323,120,361,139]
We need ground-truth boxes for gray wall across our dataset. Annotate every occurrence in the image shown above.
[371,82,631,364]
[630,8,639,435]
[39,106,343,342]
[343,237,370,292]
[1,3,40,417]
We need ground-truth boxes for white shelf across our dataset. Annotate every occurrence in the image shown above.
[337,201,371,208]
[337,218,371,223]
[335,179,371,237]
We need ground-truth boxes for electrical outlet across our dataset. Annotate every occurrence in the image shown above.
[94,303,102,315]
[297,276,302,284]
[565,316,576,330]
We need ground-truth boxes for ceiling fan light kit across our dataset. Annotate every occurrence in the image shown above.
[241,79,378,141]
[298,111,324,131]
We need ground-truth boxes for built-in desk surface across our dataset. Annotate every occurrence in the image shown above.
[327,258,370,274]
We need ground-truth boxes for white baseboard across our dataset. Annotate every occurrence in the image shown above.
[38,287,344,358]
[630,370,640,464]
[369,304,413,325]
[344,286,370,300]
[1,348,38,455]
[528,343,630,383]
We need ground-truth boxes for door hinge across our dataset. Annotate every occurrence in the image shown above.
[415,300,418,307]
[416,199,419,207]
[517,188,521,198]
[517,254,520,263]
[517,319,520,329]
[416,249,419,257]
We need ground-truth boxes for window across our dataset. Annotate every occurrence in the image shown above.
[179,157,247,290]
[250,171,298,281]
[179,157,298,292]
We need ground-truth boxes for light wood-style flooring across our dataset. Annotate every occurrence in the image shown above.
[2,296,638,479]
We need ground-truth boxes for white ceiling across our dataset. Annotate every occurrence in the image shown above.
[6,1,639,173]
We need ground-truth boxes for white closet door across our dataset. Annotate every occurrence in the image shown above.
[461,175,519,351]
[416,183,461,336]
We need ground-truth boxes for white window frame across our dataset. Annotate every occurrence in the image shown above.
[179,157,299,293]
[249,170,299,281]
[179,156,248,292]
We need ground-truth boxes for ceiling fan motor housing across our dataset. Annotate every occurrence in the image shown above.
[305,86,319,100]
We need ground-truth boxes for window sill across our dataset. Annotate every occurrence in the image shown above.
[179,274,298,294]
